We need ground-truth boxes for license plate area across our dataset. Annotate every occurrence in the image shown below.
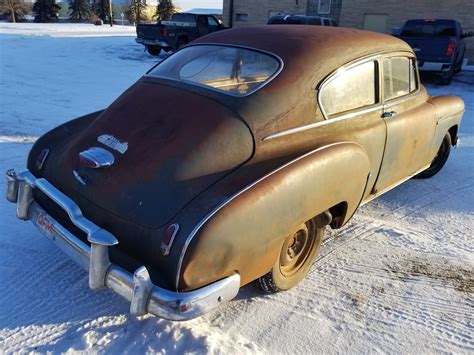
[35,211,56,238]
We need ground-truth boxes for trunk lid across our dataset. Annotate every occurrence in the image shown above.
[42,82,254,228]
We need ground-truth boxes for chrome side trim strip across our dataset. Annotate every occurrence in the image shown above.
[262,105,384,141]
[176,141,349,289]
[361,163,430,206]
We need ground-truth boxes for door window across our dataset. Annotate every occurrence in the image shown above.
[383,57,417,101]
[320,61,377,116]
[208,16,219,27]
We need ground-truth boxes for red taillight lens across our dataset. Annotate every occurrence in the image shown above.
[163,28,169,37]
[160,223,179,256]
[79,155,98,168]
[446,42,456,57]
[35,148,49,170]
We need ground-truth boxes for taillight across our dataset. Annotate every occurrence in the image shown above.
[163,28,169,37]
[446,42,456,57]
[79,154,99,168]
[35,148,49,170]
[160,223,179,256]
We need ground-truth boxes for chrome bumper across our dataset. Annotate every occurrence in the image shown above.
[418,61,452,72]
[5,169,240,321]
[135,38,170,47]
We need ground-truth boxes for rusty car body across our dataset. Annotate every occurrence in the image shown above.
[6,26,464,320]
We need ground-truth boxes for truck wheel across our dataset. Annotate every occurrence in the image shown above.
[147,46,162,56]
[415,133,451,179]
[440,68,454,85]
[258,219,324,293]
[454,55,464,73]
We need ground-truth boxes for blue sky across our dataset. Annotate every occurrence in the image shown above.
[175,0,223,10]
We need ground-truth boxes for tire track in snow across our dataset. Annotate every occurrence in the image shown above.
[314,178,474,267]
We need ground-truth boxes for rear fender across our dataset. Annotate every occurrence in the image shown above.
[179,142,371,290]
[428,95,464,156]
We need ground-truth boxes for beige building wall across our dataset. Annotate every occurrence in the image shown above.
[339,0,474,63]
[223,0,309,27]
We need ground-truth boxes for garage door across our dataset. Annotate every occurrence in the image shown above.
[363,13,389,33]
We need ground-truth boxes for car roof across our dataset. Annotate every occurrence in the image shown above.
[191,26,414,140]
[194,25,412,74]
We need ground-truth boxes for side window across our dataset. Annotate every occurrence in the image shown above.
[320,61,377,116]
[383,57,417,101]
[208,16,219,27]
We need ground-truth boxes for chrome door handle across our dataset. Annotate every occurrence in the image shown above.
[382,111,397,118]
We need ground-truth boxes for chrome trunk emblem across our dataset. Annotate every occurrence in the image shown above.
[97,134,128,154]
[79,147,115,169]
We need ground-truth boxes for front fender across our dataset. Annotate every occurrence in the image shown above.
[179,142,371,290]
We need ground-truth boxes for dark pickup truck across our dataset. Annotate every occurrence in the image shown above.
[136,13,225,56]
[397,19,472,84]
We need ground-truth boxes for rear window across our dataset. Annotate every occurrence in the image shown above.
[171,13,195,22]
[400,20,456,37]
[147,45,281,96]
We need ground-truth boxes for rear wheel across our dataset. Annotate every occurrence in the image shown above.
[440,67,454,85]
[258,218,325,293]
[454,55,464,73]
[416,133,451,179]
[147,46,162,56]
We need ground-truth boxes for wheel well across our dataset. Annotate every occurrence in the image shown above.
[328,202,348,229]
[448,125,458,146]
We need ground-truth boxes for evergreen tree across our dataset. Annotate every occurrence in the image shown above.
[33,0,60,22]
[155,0,174,21]
[69,0,90,21]
[0,0,27,22]
[93,0,109,22]
[126,0,146,24]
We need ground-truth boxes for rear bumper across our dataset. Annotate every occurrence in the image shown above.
[135,38,170,47]
[418,61,453,72]
[5,169,240,321]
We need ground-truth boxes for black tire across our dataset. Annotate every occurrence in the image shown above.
[454,55,464,74]
[415,133,451,179]
[440,67,454,85]
[258,219,325,293]
[147,46,161,56]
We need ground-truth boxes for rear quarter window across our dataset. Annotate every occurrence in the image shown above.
[320,61,377,116]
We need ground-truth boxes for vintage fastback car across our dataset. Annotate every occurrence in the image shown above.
[6,26,464,321]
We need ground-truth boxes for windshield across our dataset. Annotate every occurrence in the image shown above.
[147,45,281,96]
[401,20,456,37]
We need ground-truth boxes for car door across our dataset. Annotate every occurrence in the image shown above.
[197,15,210,36]
[372,53,438,194]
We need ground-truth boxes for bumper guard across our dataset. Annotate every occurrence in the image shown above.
[5,169,240,321]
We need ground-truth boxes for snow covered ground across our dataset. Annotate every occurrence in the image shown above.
[0,22,136,37]
[0,24,473,354]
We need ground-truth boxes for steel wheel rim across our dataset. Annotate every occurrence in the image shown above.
[279,222,316,277]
